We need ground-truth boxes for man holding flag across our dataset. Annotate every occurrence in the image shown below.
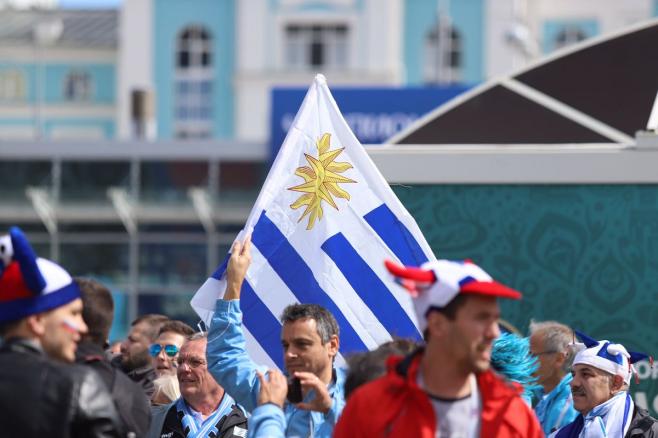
[192,74,437,435]
[207,236,345,437]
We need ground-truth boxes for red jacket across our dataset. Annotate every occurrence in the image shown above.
[334,350,543,438]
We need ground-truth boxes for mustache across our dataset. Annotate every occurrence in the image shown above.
[571,386,586,396]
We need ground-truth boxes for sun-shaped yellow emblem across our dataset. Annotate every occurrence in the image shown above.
[288,133,356,230]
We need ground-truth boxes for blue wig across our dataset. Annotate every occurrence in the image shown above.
[491,332,541,402]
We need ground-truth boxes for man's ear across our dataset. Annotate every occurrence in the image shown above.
[610,374,625,392]
[26,313,46,337]
[554,351,567,368]
[327,334,339,358]
[425,311,449,340]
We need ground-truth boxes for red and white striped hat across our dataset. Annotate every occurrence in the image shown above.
[385,259,521,330]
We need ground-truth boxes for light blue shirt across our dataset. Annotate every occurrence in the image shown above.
[207,299,346,438]
[534,373,579,435]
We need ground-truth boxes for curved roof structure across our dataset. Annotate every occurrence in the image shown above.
[390,18,658,145]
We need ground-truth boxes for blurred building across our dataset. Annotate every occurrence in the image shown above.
[1,0,655,143]
[1,0,658,338]
[0,8,116,140]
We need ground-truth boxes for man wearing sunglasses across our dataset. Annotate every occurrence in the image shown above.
[151,320,195,377]
[147,332,248,438]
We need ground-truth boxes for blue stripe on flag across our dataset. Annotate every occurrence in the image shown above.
[211,255,230,280]
[364,204,429,266]
[322,233,421,340]
[209,253,284,368]
[241,280,285,370]
[252,211,369,354]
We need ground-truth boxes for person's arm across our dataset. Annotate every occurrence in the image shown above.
[74,368,123,438]
[206,237,263,413]
[248,405,287,438]
[224,236,251,301]
[247,370,288,438]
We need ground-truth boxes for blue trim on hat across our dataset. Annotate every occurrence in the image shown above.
[596,341,624,366]
[458,275,476,286]
[629,351,649,364]
[10,227,45,294]
[575,330,599,348]
[0,282,80,323]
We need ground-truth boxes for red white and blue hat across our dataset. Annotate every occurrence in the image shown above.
[385,259,521,330]
[572,331,651,385]
[0,226,80,323]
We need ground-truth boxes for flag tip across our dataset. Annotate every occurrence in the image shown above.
[314,74,327,85]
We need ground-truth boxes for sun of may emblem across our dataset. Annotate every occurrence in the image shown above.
[288,133,356,230]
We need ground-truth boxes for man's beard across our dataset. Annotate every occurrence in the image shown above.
[123,349,151,371]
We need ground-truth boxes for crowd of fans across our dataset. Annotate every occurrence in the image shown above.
[1,226,657,437]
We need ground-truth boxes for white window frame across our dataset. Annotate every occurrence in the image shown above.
[63,70,93,102]
[283,22,350,71]
[0,69,26,102]
[174,25,214,139]
[554,25,587,51]
[423,23,463,84]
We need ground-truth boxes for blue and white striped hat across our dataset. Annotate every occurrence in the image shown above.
[0,227,80,323]
[572,331,651,385]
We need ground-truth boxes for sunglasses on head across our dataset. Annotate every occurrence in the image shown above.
[149,344,179,357]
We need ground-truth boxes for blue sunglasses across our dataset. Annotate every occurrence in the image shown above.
[149,343,179,357]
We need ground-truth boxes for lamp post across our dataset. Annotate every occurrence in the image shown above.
[33,18,62,140]
[435,0,452,84]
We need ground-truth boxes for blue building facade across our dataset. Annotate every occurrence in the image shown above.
[404,0,484,85]
[152,0,235,139]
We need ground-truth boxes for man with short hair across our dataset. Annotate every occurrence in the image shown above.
[147,333,248,438]
[334,259,542,437]
[529,320,579,434]
[113,313,169,397]
[151,319,195,377]
[551,332,658,437]
[0,226,122,437]
[206,237,346,437]
[75,277,151,437]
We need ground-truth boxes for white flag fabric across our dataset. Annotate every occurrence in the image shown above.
[191,74,436,369]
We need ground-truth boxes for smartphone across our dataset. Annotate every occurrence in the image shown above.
[287,377,303,404]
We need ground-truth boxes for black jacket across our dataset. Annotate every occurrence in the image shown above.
[0,338,122,438]
[111,354,157,399]
[147,399,248,438]
[77,341,151,437]
[627,406,658,438]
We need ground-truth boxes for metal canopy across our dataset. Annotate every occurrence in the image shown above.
[390,18,658,146]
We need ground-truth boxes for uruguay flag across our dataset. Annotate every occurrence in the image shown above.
[191,74,436,369]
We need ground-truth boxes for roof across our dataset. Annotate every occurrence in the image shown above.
[0,9,117,48]
[390,18,658,146]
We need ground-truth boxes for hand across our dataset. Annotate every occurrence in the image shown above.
[224,235,252,300]
[294,371,332,414]
[256,369,288,409]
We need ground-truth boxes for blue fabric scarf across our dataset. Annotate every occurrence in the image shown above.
[553,392,632,438]
[175,394,234,438]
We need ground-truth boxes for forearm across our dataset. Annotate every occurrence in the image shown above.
[247,404,287,438]
[206,299,262,412]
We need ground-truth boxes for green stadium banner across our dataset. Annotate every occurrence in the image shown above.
[394,184,658,415]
